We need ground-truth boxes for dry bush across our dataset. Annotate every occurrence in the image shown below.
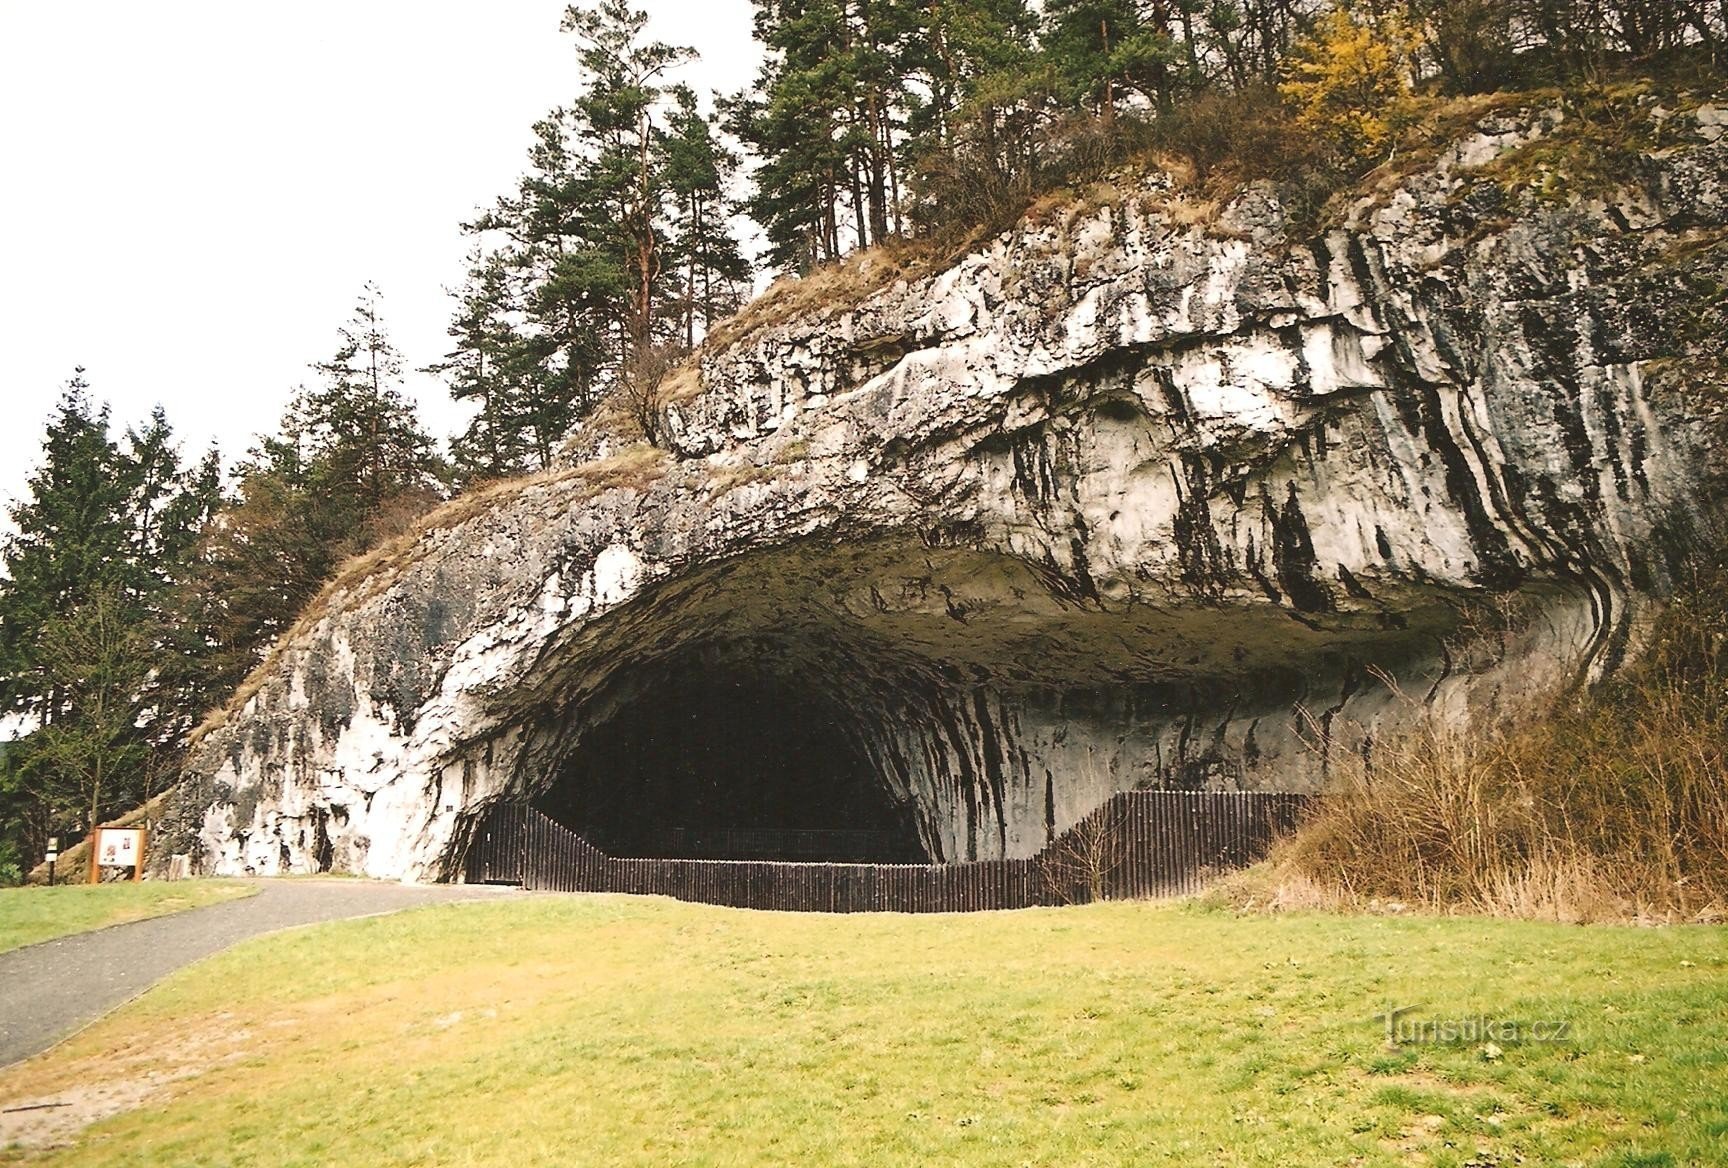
[910,89,1350,251]
[656,359,704,406]
[1267,570,1728,922]
[911,137,1042,242]
[1038,800,1129,904]
[1200,864,1355,915]
[614,342,688,448]
[701,238,953,357]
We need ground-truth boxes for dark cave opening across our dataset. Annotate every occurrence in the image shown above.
[461,537,1497,879]
[534,662,929,863]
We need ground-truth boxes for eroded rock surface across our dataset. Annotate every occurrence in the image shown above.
[161,105,1728,880]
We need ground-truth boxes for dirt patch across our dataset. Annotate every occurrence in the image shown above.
[0,1022,250,1151]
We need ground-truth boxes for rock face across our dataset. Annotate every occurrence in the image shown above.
[161,104,1728,881]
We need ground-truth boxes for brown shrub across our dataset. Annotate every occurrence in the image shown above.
[612,342,689,448]
[1258,568,1728,922]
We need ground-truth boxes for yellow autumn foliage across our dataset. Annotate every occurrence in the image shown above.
[1280,6,1428,168]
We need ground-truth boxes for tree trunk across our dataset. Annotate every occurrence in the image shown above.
[1100,18,1115,125]
[685,191,698,348]
[865,91,890,244]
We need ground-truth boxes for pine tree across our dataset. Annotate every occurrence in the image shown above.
[457,111,623,455]
[444,0,747,453]
[662,85,751,346]
[1040,0,1142,116]
[733,0,912,268]
[901,0,1038,153]
[726,69,844,270]
[564,0,694,365]
[900,0,1045,230]
[436,252,538,482]
[511,109,621,424]
[734,0,1045,267]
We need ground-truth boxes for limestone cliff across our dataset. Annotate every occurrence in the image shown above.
[161,102,1728,881]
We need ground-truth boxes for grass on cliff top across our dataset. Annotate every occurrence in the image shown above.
[186,444,669,748]
[0,879,254,955]
[1,894,1723,1167]
[184,71,1728,756]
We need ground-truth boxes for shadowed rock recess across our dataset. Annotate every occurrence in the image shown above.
[162,106,1728,881]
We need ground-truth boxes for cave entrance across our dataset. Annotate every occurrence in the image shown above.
[533,660,929,864]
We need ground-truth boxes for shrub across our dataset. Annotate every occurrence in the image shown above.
[1265,565,1728,921]
[1413,0,1519,94]
[1280,6,1430,171]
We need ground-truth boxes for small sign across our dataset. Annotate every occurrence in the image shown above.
[96,828,143,868]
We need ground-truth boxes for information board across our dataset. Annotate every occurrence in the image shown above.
[95,828,144,869]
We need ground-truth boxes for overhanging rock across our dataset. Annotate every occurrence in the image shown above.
[160,106,1728,881]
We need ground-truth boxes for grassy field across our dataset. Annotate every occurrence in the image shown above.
[0,895,1723,1166]
[0,881,256,955]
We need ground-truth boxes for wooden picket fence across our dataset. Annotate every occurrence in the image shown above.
[462,790,1307,912]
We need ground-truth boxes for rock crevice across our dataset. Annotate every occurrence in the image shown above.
[162,105,1728,881]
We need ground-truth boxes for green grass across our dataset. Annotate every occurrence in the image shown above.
[1,896,1723,1166]
[0,880,256,954]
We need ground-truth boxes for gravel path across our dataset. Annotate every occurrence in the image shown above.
[0,879,518,1068]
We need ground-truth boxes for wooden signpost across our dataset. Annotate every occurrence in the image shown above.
[88,826,147,883]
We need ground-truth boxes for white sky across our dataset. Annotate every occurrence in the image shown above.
[0,0,761,512]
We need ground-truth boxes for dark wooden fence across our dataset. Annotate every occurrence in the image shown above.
[462,790,1307,912]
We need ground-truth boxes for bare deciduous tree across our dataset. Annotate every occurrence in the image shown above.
[617,341,686,448]
[1038,800,1128,904]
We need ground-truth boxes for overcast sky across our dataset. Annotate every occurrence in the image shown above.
[0,0,760,513]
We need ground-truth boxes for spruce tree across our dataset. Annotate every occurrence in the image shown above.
[0,376,134,724]
[303,283,442,518]
[168,435,330,715]
[25,588,154,834]
[0,375,224,859]
[164,294,448,736]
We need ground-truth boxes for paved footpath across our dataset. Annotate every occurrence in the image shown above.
[0,879,518,1068]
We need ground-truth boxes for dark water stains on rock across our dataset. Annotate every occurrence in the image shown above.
[158,106,1728,880]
